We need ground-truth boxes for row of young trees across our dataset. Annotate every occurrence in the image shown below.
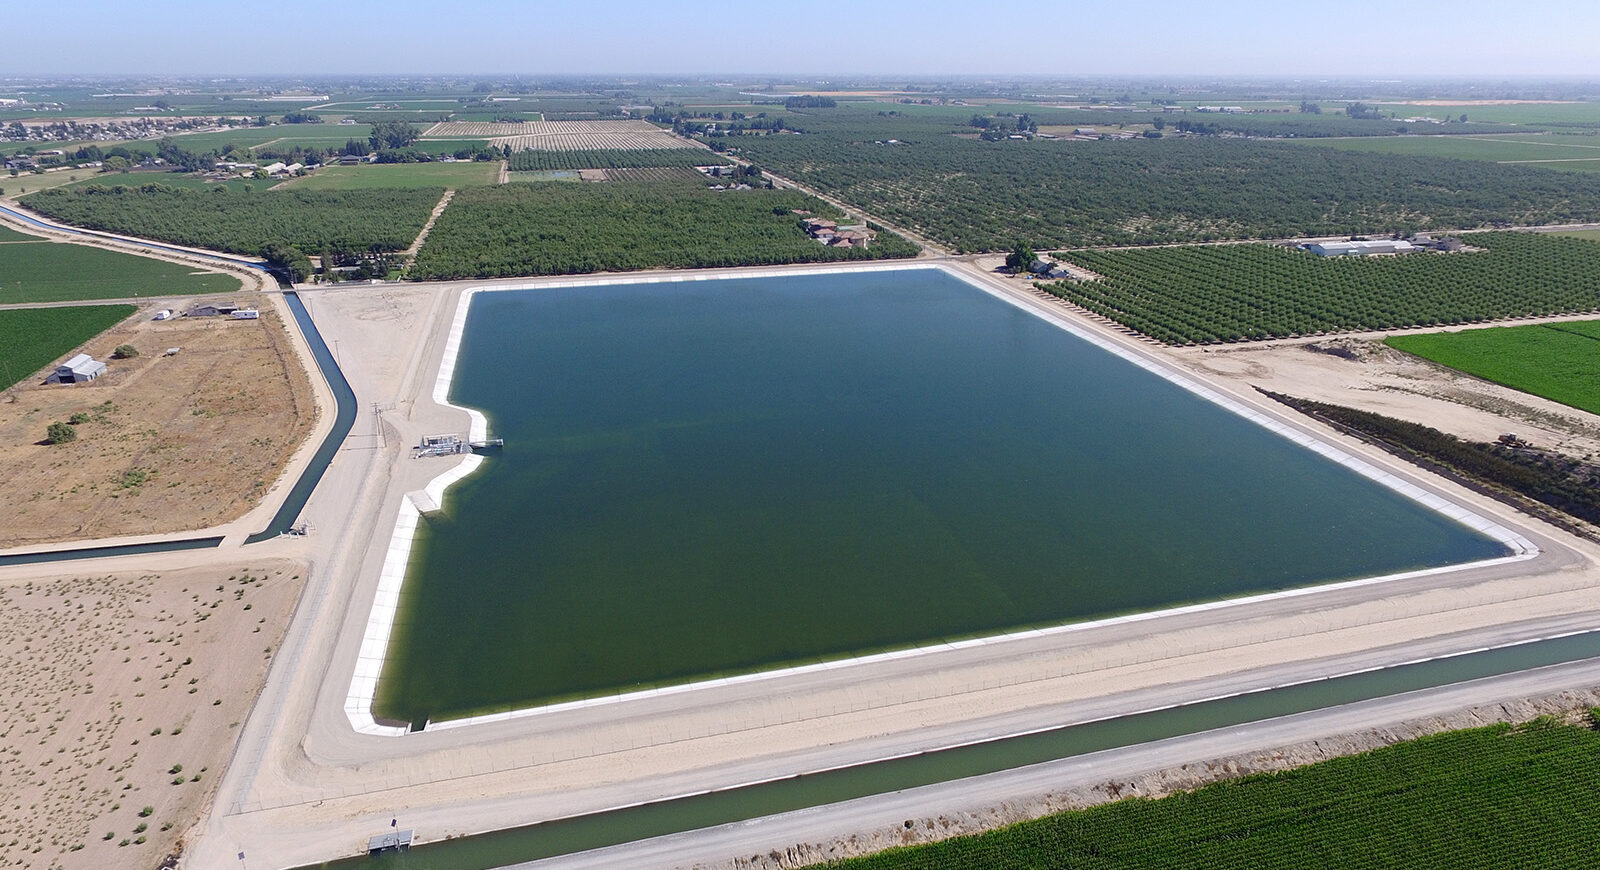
[1265,392,1600,527]
[23,185,443,255]
[506,148,728,171]
[411,181,918,279]
[1050,233,1600,344]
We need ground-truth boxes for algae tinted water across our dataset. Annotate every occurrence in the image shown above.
[375,270,1508,723]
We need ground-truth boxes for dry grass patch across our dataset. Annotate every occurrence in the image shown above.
[0,302,315,548]
[0,561,304,869]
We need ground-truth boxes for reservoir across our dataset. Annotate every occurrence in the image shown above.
[373,268,1511,725]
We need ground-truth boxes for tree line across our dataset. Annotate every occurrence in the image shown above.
[23,184,443,256]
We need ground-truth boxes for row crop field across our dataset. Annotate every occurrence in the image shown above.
[506,148,730,170]
[1386,320,1600,416]
[490,131,694,152]
[411,181,919,279]
[425,120,670,137]
[730,120,1600,251]
[0,305,135,391]
[0,238,242,303]
[1287,134,1600,172]
[21,185,442,255]
[825,719,1600,870]
[1051,232,1600,344]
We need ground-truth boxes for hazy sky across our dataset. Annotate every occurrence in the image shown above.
[14,0,1600,77]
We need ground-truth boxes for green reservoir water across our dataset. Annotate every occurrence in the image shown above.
[374,269,1508,724]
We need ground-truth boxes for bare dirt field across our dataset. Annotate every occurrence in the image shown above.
[0,560,304,870]
[1172,335,1600,467]
[0,300,315,549]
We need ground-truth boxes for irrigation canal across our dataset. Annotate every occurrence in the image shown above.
[304,629,1600,870]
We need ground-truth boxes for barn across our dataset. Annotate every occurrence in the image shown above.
[45,353,107,384]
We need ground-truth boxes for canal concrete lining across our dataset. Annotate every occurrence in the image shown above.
[187,262,1600,870]
[342,263,1537,736]
[510,651,1600,870]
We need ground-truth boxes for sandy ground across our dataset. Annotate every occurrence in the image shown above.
[156,261,1600,870]
[0,560,304,869]
[0,302,315,549]
[1175,335,1600,459]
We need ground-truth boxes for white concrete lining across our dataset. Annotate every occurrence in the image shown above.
[344,264,1540,735]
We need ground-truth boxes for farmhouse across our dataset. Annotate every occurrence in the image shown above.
[1305,240,1419,257]
[830,230,873,249]
[45,353,107,384]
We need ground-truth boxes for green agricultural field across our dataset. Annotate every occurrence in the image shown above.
[1385,321,1600,416]
[824,719,1600,870]
[2,170,94,196]
[162,128,286,152]
[1053,232,1600,344]
[0,305,135,391]
[254,124,375,141]
[1556,228,1600,242]
[0,239,243,303]
[1372,101,1600,126]
[412,180,919,278]
[0,223,39,242]
[281,162,498,190]
[1287,134,1600,172]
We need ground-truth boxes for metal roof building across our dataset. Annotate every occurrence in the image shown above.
[1305,240,1418,257]
[46,353,107,384]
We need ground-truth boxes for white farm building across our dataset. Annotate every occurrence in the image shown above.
[1305,240,1418,257]
[46,353,107,384]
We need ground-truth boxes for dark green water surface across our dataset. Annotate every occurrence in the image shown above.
[374,269,1508,723]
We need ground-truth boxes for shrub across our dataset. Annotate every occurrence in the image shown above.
[111,344,138,359]
[45,421,76,444]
